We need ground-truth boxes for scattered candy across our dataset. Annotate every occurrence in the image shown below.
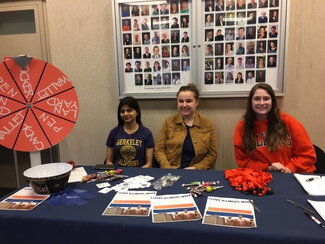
[82,169,127,183]
[205,186,214,192]
[182,181,223,197]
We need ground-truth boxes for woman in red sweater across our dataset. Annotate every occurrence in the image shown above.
[234,83,316,173]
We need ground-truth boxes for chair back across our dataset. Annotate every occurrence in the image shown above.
[314,145,325,174]
[152,155,160,168]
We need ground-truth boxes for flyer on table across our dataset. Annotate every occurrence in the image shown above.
[0,187,49,211]
[202,196,257,228]
[151,193,202,223]
[294,174,325,196]
[102,191,157,216]
[308,200,325,222]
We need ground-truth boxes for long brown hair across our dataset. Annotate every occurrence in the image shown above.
[242,83,289,153]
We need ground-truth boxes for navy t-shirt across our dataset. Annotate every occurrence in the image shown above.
[180,126,195,168]
[106,125,154,167]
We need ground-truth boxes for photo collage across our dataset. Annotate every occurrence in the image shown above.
[203,0,280,85]
[120,0,191,87]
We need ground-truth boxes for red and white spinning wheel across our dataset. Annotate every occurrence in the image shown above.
[0,56,79,152]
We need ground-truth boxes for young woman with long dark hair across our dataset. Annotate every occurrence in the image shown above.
[105,97,154,167]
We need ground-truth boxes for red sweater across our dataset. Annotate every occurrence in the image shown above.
[234,113,316,173]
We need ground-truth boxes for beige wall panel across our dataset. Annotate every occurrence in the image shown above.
[46,0,118,165]
[45,0,324,169]
[283,0,325,148]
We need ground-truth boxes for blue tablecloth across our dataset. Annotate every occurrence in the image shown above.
[0,167,325,244]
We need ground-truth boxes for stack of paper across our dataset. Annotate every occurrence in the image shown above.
[102,191,157,216]
[151,193,202,223]
[202,197,257,228]
[0,187,49,211]
[308,200,325,222]
[68,167,88,183]
[111,175,154,192]
[293,174,325,196]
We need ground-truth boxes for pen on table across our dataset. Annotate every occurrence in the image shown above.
[304,211,324,228]
[286,199,316,215]
[248,198,261,214]
[306,176,322,182]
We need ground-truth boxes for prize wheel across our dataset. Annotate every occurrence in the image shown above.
[0,56,79,152]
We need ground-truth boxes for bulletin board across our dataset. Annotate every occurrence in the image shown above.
[112,0,288,98]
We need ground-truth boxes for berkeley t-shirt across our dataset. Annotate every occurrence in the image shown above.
[106,125,154,167]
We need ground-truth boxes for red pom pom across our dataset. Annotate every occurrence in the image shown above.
[225,168,273,196]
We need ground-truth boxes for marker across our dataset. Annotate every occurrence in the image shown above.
[304,211,324,228]
[306,176,322,182]
[182,183,200,187]
[286,199,315,215]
